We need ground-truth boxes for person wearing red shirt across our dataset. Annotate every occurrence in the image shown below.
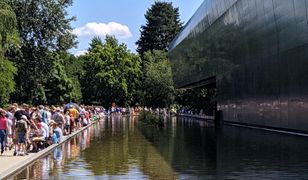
[0,109,8,155]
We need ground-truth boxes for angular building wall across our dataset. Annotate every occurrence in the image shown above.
[169,0,308,133]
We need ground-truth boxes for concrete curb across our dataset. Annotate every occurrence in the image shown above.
[0,119,101,180]
[176,113,214,120]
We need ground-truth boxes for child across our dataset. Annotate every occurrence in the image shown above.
[52,123,63,143]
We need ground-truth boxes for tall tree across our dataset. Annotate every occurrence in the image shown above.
[62,53,83,103]
[8,0,76,104]
[142,50,174,108]
[136,1,182,56]
[81,35,142,107]
[0,1,17,106]
[44,53,82,105]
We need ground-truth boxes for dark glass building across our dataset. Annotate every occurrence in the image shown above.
[169,0,308,133]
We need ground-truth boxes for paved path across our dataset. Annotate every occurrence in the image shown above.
[0,120,99,179]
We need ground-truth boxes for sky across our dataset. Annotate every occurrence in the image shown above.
[68,0,204,56]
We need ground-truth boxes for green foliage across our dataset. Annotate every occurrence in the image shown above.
[135,2,182,109]
[0,59,16,105]
[0,1,17,106]
[81,35,142,106]
[32,83,47,105]
[142,50,174,108]
[7,0,76,104]
[44,54,81,105]
[0,1,17,47]
[175,88,216,114]
[136,1,182,57]
[139,110,164,127]
[62,52,83,102]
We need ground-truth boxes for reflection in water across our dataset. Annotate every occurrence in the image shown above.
[9,116,308,179]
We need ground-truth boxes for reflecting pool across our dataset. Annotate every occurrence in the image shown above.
[8,116,308,179]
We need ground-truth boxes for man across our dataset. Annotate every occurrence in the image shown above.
[16,115,28,156]
[45,107,52,125]
[39,105,48,125]
[14,107,30,122]
[52,108,64,126]
[13,106,30,156]
[69,106,80,129]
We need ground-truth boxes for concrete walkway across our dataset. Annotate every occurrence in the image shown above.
[0,120,100,179]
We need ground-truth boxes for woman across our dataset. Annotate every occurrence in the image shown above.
[6,107,13,150]
[0,109,8,155]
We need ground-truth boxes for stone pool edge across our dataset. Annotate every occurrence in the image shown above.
[0,119,102,180]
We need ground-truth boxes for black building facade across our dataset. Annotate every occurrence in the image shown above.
[169,0,308,133]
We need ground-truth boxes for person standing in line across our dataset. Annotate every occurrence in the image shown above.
[0,109,8,155]
[52,108,64,129]
[69,106,80,129]
[16,115,28,156]
[6,107,13,150]
[45,107,52,125]
[64,111,70,135]
[39,105,48,125]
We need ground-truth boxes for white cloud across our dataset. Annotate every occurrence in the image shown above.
[73,22,132,39]
[74,50,87,56]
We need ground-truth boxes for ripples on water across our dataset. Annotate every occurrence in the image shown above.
[8,116,308,179]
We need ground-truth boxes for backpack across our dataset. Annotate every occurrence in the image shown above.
[17,120,27,133]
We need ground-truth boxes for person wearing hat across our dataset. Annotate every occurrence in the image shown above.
[52,107,64,127]
[16,115,28,156]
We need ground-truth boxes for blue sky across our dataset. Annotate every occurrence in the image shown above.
[68,0,204,55]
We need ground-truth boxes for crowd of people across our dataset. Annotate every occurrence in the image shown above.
[0,103,103,156]
[177,107,207,116]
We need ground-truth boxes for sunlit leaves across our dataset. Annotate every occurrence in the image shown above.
[0,1,17,106]
[81,35,142,106]
[142,50,174,108]
[8,0,77,104]
[136,1,182,56]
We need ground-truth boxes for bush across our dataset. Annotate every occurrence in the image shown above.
[139,110,164,127]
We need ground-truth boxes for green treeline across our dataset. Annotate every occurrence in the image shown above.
[0,0,214,112]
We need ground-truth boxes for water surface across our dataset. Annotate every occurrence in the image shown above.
[9,116,308,179]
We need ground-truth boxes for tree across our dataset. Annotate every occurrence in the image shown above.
[8,0,76,104]
[142,50,174,108]
[44,53,82,105]
[0,1,17,106]
[136,1,182,57]
[81,36,142,107]
[175,88,216,115]
[62,53,83,103]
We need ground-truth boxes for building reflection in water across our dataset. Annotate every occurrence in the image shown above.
[9,116,308,179]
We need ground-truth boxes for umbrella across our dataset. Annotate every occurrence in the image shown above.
[64,103,81,111]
